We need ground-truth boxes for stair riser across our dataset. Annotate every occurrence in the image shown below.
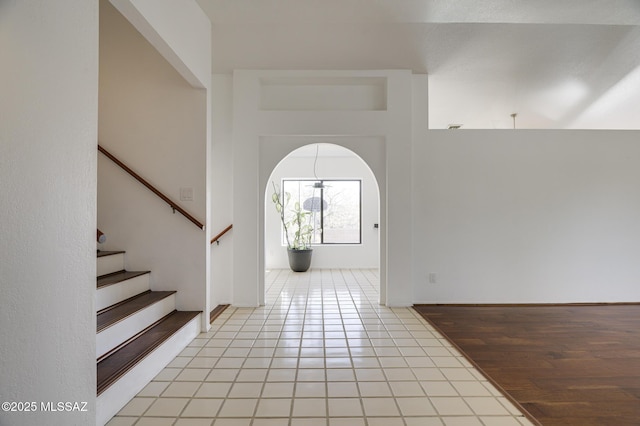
[97,294,177,359]
[96,274,150,312]
[96,313,201,426]
[97,253,125,276]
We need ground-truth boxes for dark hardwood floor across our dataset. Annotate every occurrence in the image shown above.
[413,304,640,426]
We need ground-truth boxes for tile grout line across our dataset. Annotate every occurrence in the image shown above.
[111,269,534,425]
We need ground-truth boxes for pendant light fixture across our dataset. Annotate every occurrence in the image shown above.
[307,144,330,189]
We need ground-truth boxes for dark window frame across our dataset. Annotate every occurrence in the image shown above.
[282,179,362,245]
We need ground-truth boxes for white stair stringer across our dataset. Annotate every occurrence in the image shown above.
[96,312,201,426]
[96,294,177,359]
[96,273,150,311]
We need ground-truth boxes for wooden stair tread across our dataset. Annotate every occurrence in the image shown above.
[97,250,125,258]
[97,290,177,333]
[97,310,200,395]
[97,270,150,288]
[210,304,230,324]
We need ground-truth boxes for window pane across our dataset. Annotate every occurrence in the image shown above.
[282,181,322,245]
[322,181,360,244]
[281,179,361,245]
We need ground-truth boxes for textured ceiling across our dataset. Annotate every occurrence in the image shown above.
[197,0,640,129]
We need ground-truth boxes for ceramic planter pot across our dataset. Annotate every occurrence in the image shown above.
[287,248,312,272]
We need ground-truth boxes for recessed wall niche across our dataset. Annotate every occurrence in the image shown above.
[259,76,387,111]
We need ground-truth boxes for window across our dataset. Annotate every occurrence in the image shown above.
[282,179,361,244]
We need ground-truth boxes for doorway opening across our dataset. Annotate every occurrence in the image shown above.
[264,142,381,301]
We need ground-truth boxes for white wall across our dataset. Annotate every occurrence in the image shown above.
[214,68,640,305]
[265,146,380,269]
[0,1,97,425]
[210,74,234,306]
[231,70,417,307]
[110,0,211,89]
[414,130,640,303]
[98,1,208,319]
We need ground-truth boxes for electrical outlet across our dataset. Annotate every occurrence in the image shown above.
[428,273,437,284]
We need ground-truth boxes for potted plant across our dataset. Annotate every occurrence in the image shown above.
[271,182,314,272]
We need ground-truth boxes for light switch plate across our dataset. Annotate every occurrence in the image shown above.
[180,187,194,201]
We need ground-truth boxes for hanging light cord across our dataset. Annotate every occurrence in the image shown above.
[313,144,320,181]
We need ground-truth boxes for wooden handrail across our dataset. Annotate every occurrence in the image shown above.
[98,144,204,230]
[211,224,233,245]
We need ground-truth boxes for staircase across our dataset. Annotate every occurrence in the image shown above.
[96,250,201,425]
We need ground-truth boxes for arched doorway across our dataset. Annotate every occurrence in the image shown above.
[258,137,387,305]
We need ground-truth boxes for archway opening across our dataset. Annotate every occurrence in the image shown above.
[263,142,381,301]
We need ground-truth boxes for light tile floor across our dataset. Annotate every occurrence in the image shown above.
[108,269,535,426]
